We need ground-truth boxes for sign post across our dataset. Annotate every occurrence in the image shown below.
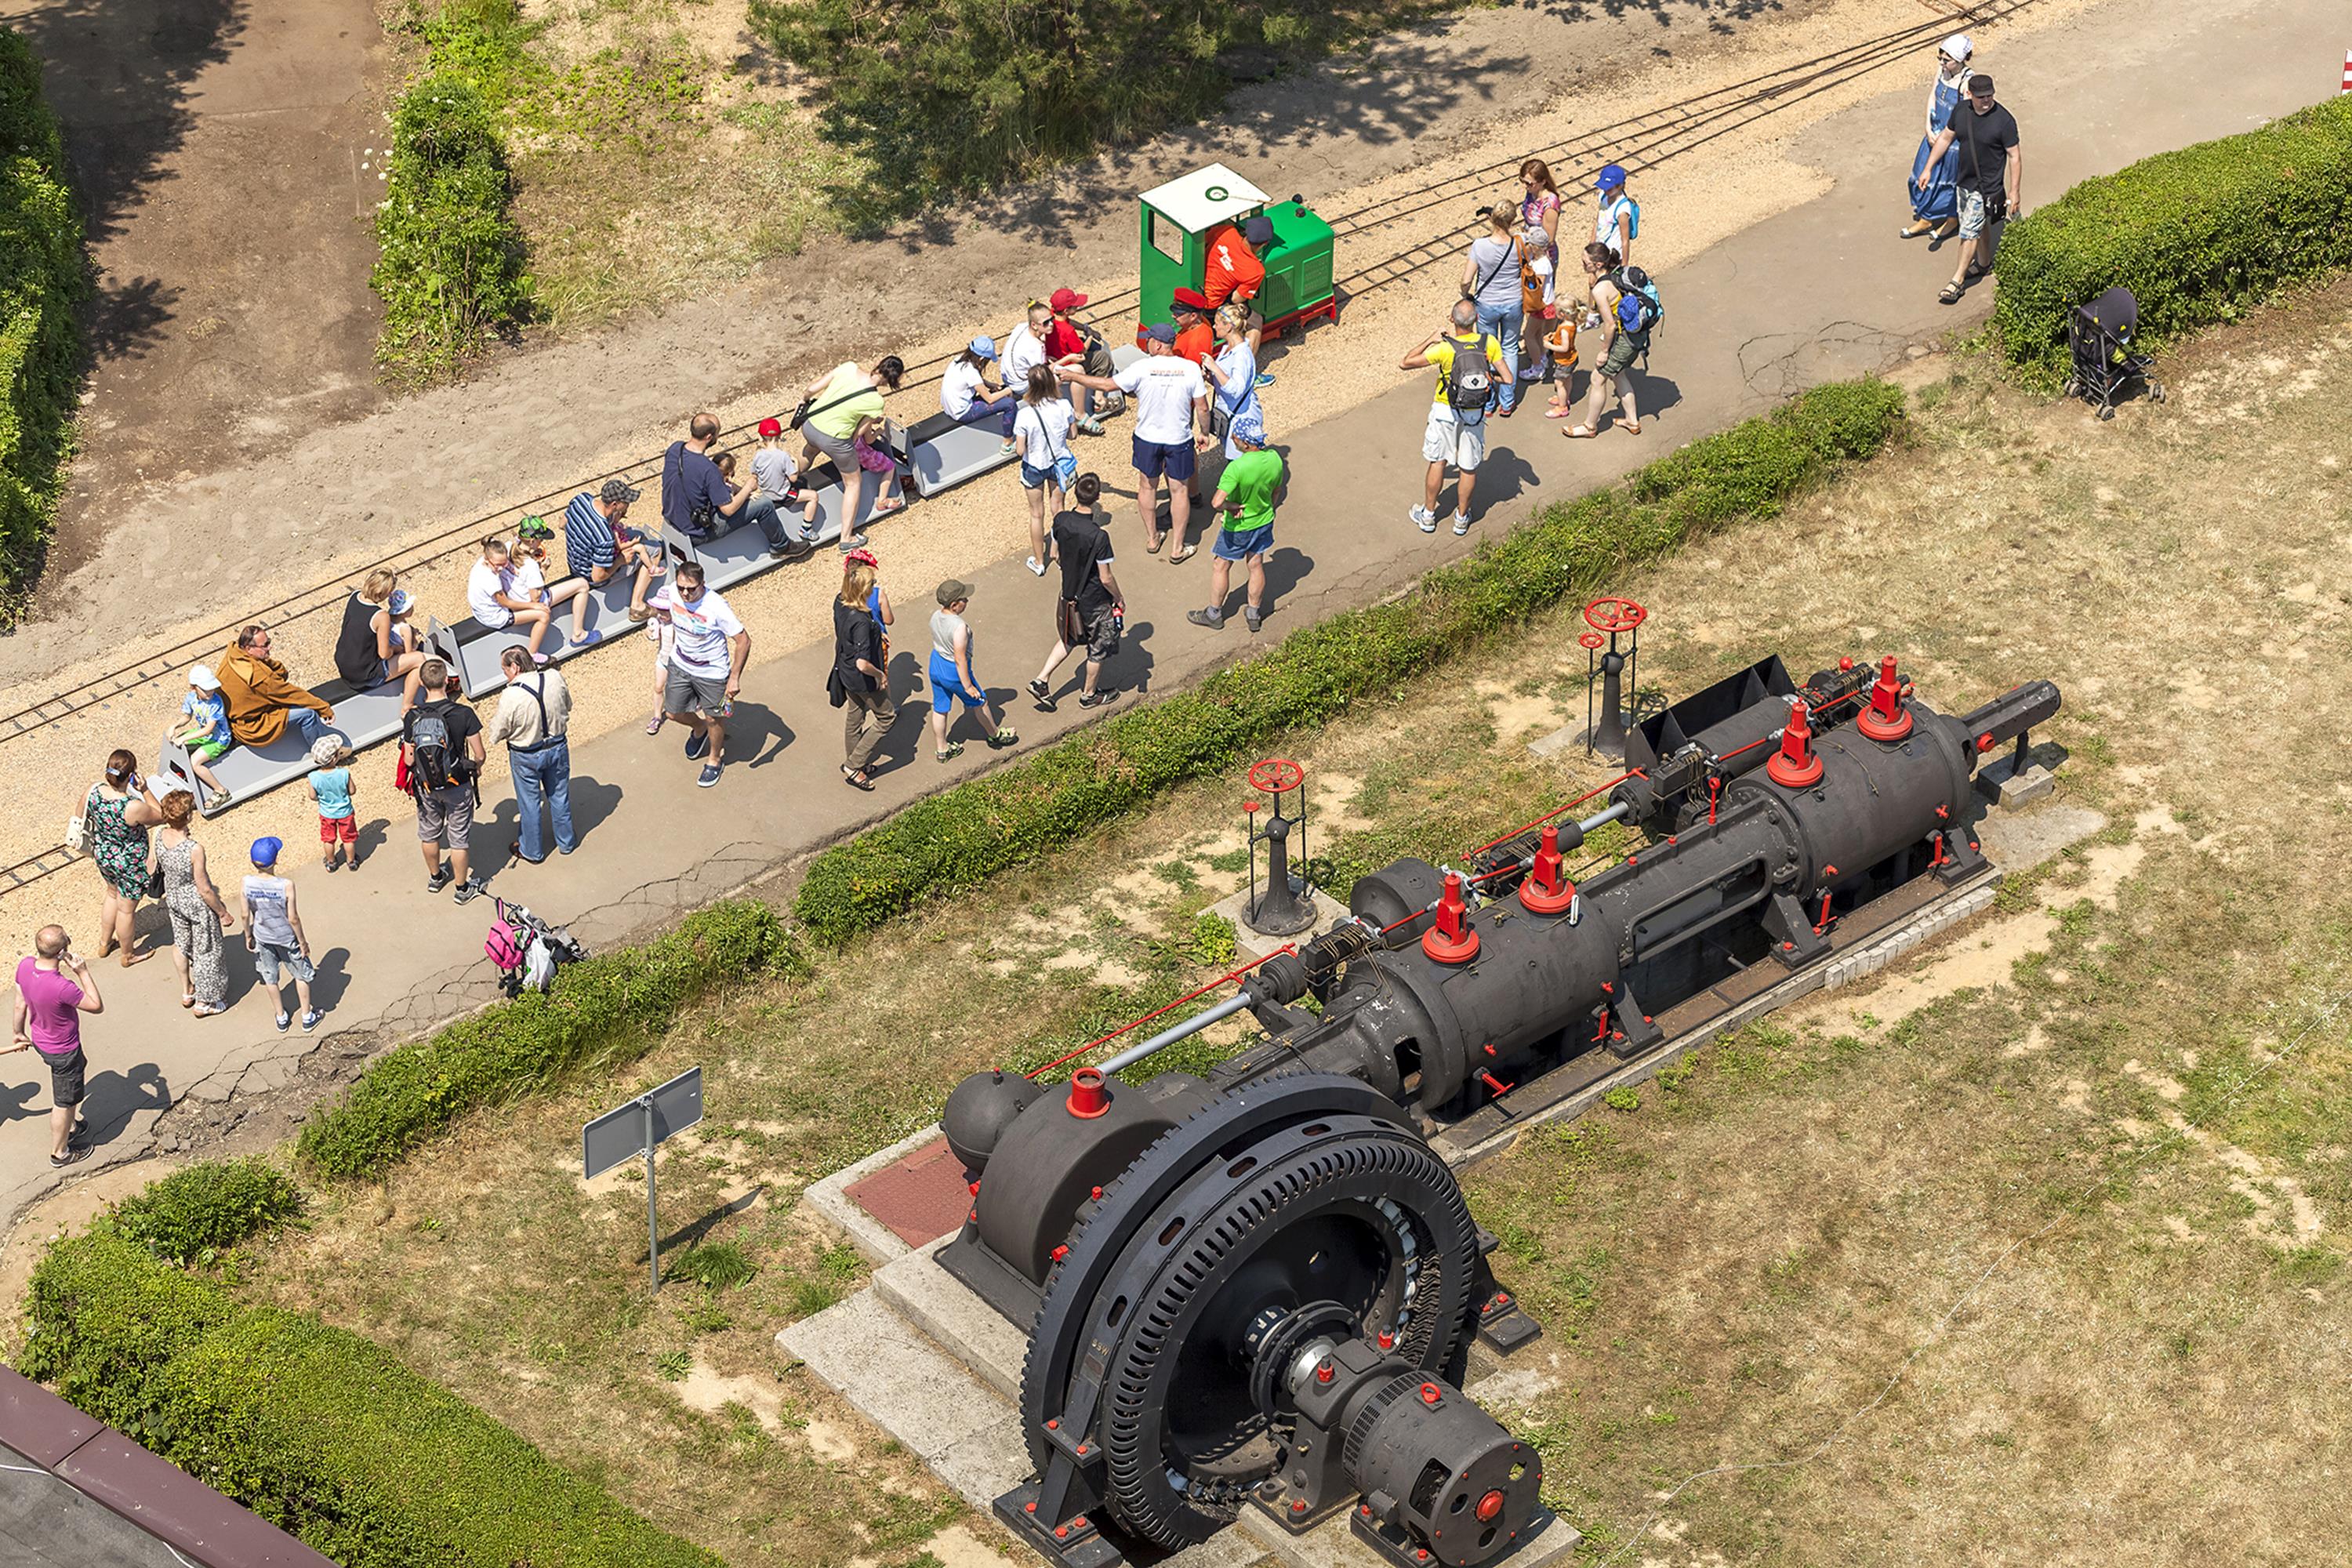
[584,1066,703,1294]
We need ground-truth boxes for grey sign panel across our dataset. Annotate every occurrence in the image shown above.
[583,1066,704,1179]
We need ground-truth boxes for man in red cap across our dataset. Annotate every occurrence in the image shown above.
[751,416,820,558]
[1047,287,1122,430]
[1142,287,1217,365]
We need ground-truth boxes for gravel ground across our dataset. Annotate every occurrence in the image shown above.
[0,0,2107,953]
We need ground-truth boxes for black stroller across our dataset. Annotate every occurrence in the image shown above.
[2062,285,2165,419]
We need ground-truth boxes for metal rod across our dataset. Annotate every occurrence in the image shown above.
[1581,801,1632,833]
[644,1098,661,1297]
[1099,993,1256,1076]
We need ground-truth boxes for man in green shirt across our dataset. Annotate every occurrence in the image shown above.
[1187,416,1283,633]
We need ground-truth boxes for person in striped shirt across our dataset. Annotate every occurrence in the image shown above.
[563,478,662,594]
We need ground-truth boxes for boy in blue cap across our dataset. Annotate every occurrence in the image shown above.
[242,837,321,1032]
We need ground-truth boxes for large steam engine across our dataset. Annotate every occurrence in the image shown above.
[941,654,2058,1568]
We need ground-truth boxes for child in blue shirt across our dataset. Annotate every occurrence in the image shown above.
[307,737,360,872]
[165,664,232,810]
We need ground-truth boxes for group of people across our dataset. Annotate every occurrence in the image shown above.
[1900,34,2024,304]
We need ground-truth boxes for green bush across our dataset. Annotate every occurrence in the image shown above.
[793,380,1906,944]
[299,901,804,1181]
[1994,96,2352,383]
[372,68,531,382]
[0,28,88,610]
[113,1159,303,1266]
[667,1240,755,1290]
[24,1232,719,1568]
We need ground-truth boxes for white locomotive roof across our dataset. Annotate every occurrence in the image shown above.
[1138,163,1269,233]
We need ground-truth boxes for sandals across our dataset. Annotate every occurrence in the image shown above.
[843,768,875,792]
[937,742,965,763]
[180,992,195,1009]
[986,728,1019,749]
[1145,532,1165,555]
[869,497,908,517]
[1617,421,1642,436]
[644,717,664,736]
[1938,282,1964,306]
[1544,408,1573,419]
[1167,546,1195,564]
[1563,424,1600,439]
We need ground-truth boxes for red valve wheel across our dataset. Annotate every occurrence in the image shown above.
[1581,597,1647,635]
[1247,758,1305,795]
[1577,630,1606,651]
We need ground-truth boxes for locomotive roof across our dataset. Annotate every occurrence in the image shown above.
[1139,162,1269,232]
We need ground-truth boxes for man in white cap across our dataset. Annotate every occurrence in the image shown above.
[1901,35,1974,241]
[165,662,234,814]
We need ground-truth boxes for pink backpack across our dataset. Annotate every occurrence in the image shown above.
[484,906,527,972]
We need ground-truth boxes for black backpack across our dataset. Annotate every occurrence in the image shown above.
[1437,333,1498,418]
[408,706,456,792]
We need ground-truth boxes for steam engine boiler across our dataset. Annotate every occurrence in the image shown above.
[940,655,2059,1568]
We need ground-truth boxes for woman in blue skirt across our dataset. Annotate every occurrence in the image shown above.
[1902,35,1974,241]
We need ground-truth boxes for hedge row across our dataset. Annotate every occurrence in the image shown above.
[793,379,1908,945]
[113,1157,303,1266]
[298,900,804,1181]
[372,66,531,382]
[0,28,87,608]
[23,1230,719,1568]
[1994,95,2352,383]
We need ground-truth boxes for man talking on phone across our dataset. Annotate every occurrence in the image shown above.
[10,924,104,1167]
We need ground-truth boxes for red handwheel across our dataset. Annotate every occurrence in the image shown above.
[1577,630,1606,651]
[1582,597,1647,636]
[1247,758,1305,795]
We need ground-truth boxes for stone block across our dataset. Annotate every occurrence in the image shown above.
[777,1294,1008,1463]
[870,1235,1029,1400]
[1975,752,2057,808]
[1205,884,1352,964]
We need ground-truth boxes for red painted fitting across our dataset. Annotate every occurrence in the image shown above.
[1818,888,1834,927]
[1377,1330,1396,1351]
[1421,872,1482,963]
[1929,831,1947,868]
[968,1180,980,1196]
[1838,655,1855,672]
[1047,1419,1059,1429]
[1977,731,1996,753]
[1090,1185,1102,1200]
[1361,1504,1374,1518]
[1857,655,1915,742]
[1708,775,1722,826]
[1316,1359,1334,1385]
[1051,1244,1069,1262]
[1292,1499,1309,1514]
[1518,826,1576,915]
[1476,1490,1506,1523]
[1065,1067,1110,1120]
[1025,1501,1038,1514]
[1419,1382,1443,1406]
[1766,701,1826,788]
[1054,1526,1069,1540]
[1478,1069,1513,1098]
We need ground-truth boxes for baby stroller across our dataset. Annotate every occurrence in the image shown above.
[484,897,590,998]
[2062,286,2165,420]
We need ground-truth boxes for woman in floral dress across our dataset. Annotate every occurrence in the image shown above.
[83,750,163,967]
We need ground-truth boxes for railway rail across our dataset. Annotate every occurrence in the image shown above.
[0,0,2023,898]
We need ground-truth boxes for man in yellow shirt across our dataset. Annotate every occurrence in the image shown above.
[1399,300,1506,537]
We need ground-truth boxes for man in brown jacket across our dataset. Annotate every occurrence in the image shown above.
[218,625,338,750]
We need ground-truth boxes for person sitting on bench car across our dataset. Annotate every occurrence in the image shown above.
[942,336,1021,456]
[218,625,340,752]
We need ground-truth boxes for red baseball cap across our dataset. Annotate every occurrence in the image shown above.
[757,416,783,438]
[1049,287,1087,312]
[1171,286,1213,311]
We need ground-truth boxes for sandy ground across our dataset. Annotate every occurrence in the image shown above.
[0,0,2103,949]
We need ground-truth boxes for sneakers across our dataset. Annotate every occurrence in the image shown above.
[987,727,1019,749]
[998,439,1018,456]
[426,867,453,894]
[684,729,710,761]
[300,1008,323,1032]
[1076,688,1116,709]
[1243,606,1264,633]
[938,741,965,763]
[1186,607,1226,630]
[454,878,484,904]
[1451,514,1472,536]
[839,532,869,550]
[274,1011,291,1033]
[1028,678,1056,711]
[1410,504,1437,533]
[696,763,722,788]
[1254,372,1276,389]
[1519,364,1544,381]
[574,627,604,647]
[1025,555,1047,576]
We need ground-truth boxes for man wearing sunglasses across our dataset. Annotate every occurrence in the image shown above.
[636,561,750,788]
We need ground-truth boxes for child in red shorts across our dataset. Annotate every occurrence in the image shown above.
[306,737,361,872]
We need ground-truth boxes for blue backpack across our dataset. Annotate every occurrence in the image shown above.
[1611,267,1662,336]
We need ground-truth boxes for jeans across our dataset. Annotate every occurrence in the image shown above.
[740,493,808,552]
[960,390,1020,437]
[286,707,343,750]
[1475,302,1522,412]
[509,739,575,860]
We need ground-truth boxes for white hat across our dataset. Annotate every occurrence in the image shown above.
[1941,33,1972,61]
[188,663,222,691]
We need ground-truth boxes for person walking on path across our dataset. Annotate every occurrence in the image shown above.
[1064,328,1210,560]
[1461,205,1527,417]
[334,568,429,706]
[1924,73,2022,304]
[1029,473,1124,712]
[830,566,897,792]
[306,737,360,873]
[218,625,339,751]
[1902,35,1974,240]
[640,561,748,789]
[1013,365,1080,577]
[9,927,101,1167]
[1402,300,1504,538]
[241,837,320,1033]
[488,647,575,863]
[79,750,162,968]
[1188,417,1283,634]
[927,581,1018,763]
[564,478,663,590]
[403,659,487,901]
[1564,242,1656,439]
[800,357,909,541]
[1592,164,1639,271]
[943,338,1022,453]
[1519,159,1565,382]
[147,786,234,1017]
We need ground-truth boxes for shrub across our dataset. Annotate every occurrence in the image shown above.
[112,1159,303,1266]
[793,381,1907,945]
[668,1240,755,1290]
[24,1232,720,1568]
[372,69,531,382]
[299,901,805,1181]
[1994,96,2352,383]
[0,28,88,610]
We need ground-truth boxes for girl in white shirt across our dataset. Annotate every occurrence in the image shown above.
[941,337,1021,452]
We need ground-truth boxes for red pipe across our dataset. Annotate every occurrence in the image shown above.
[1465,770,1645,858]
[1025,947,1296,1080]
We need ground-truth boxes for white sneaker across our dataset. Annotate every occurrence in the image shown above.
[1026,555,1047,576]
[1451,514,1472,535]
[1410,504,1437,533]
[1518,365,1543,381]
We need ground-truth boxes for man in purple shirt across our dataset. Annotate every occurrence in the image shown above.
[10,924,103,1167]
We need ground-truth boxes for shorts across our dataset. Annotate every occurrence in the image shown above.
[663,666,729,718]
[1599,330,1648,379]
[1060,601,1120,662]
[318,813,358,844]
[1214,524,1273,561]
[1132,436,1196,484]
[1021,454,1079,491]
[475,604,514,630]
[187,739,230,763]
[927,652,988,713]
[1421,407,1486,472]
[254,941,316,988]
[40,1047,85,1109]
[804,424,859,473]
[414,782,474,845]
[1957,186,1991,240]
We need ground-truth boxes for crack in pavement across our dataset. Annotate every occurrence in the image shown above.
[1737,318,1918,399]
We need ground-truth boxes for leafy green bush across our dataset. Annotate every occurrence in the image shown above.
[299,901,804,1181]
[0,28,87,609]
[24,1232,719,1568]
[113,1159,303,1266]
[668,1240,755,1290]
[1994,96,2352,383]
[793,381,1906,945]
[372,68,531,382]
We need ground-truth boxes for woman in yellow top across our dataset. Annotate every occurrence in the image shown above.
[798,356,908,548]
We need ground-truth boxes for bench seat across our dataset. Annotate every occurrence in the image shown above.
[426,561,643,699]
[154,670,408,808]
[907,408,1018,498]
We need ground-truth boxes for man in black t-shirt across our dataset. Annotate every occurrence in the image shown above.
[401,659,488,900]
[1918,74,2021,305]
[1027,474,1126,711]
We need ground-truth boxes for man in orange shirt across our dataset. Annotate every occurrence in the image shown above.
[1138,286,1217,364]
[1203,219,1267,313]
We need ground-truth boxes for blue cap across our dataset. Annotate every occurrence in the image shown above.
[249,836,283,867]
[969,335,997,359]
[387,588,413,614]
[1595,164,1627,191]
[1144,323,1178,346]
[1230,412,1266,447]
